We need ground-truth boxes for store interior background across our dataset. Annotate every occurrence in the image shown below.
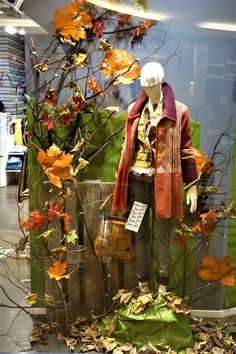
[0,0,235,351]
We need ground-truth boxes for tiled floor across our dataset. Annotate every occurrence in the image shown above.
[0,183,72,352]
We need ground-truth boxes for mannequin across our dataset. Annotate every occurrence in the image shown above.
[112,62,198,295]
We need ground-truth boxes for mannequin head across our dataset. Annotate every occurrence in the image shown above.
[140,62,164,104]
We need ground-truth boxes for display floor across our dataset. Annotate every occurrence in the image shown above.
[0,183,83,352]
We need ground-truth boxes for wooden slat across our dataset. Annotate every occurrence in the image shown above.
[99,183,121,303]
[80,182,104,313]
[64,183,81,320]
[43,183,64,325]
[123,257,137,290]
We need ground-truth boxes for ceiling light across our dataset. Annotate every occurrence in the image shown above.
[87,0,169,21]
[18,28,25,35]
[4,25,17,34]
[0,10,4,15]
[197,22,236,32]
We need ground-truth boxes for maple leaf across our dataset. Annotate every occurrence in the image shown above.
[87,76,103,95]
[99,38,112,51]
[71,52,87,67]
[25,293,38,306]
[199,209,216,236]
[54,104,75,127]
[133,19,154,41]
[51,246,68,258]
[193,147,214,178]
[33,63,48,73]
[99,48,141,84]
[198,256,236,286]
[93,20,106,38]
[53,1,95,43]
[42,110,56,131]
[71,138,86,153]
[38,229,54,241]
[65,229,78,244]
[21,209,47,231]
[47,260,70,281]
[76,157,89,170]
[68,96,85,114]
[38,143,74,188]
[48,201,64,219]
[192,223,202,232]
[44,89,57,106]
[44,294,54,306]
[117,14,132,28]
[173,234,188,246]
[63,213,71,233]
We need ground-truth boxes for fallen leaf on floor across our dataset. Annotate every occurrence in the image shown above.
[120,292,133,304]
[29,327,45,344]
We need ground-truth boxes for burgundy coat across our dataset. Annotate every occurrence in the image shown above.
[112,82,198,219]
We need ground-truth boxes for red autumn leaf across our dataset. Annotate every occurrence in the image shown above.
[60,112,74,127]
[63,213,71,233]
[192,223,202,232]
[199,209,216,236]
[87,76,103,95]
[92,20,105,38]
[68,96,85,114]
[198,255,236,286]
[117,14,132,28]
[47,260,70,281]
[21,209,47,231]
[42,110,56,131]
[173,235,188,246]
[48,201,64,219]
[38,143,74,188]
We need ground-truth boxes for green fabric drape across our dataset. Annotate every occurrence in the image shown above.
[100,297,193,353]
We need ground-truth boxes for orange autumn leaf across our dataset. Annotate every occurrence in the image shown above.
[99,48,141,84]
[44,89,57,106]
[87,76,103,95]
[134,20,155,39]
[53,1,95,42]
[38,143,74,188]
[193,147,214,178]
[198,255,236,286]
[47,260,70,281]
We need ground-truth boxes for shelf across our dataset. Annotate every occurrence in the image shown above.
[6,170,21,173]
[8,152,25,156]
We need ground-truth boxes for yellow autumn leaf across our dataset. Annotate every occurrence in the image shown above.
[44,294,54,306]
[72,53,87,67]
[33,63,48,73]
[76,157,89,170]
[25,293,38,306]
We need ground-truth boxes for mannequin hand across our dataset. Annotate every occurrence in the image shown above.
[186,185,197,213]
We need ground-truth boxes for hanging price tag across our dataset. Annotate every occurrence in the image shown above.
[125,201,148,232]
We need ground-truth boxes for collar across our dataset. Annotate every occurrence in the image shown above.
[128,81,177,122]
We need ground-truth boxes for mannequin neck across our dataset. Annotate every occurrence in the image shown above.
[143,83,163,113]
[148,90,163,113]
